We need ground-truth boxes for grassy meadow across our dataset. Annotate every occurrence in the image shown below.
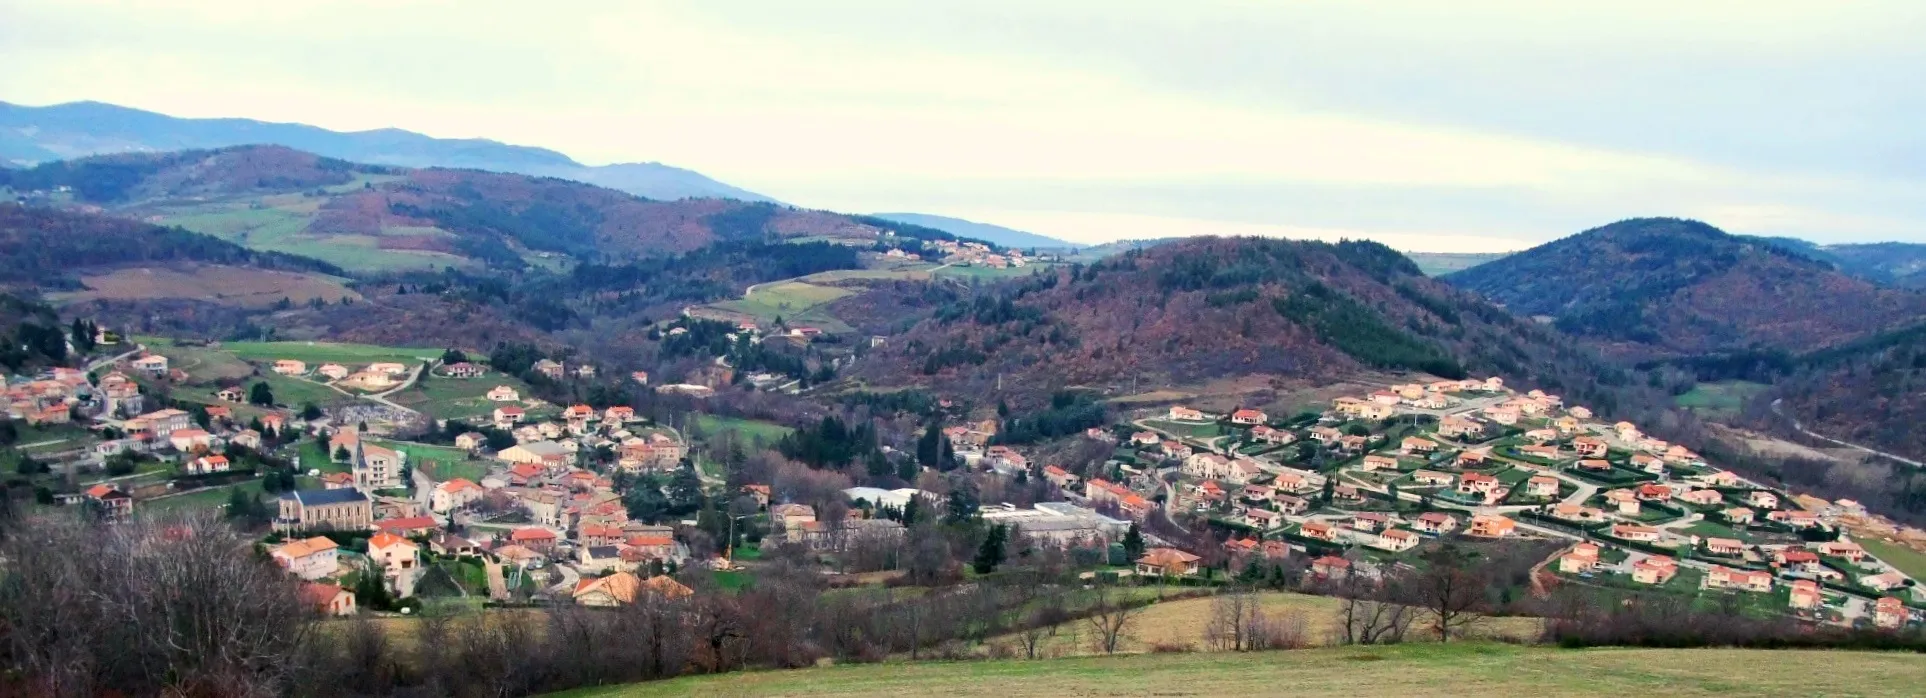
[555,641,1926,697]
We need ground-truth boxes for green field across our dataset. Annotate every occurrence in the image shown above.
[387,373,533,420]
[1861,539,1926,581]
[710,280,856,333]
[1674,381,1770,417]
[384,440,488,483]
[556,642,1926,697]
[221,340,441,365]
[156,197,469,273]
[260,373,348,409]
[931,263,1056,281]
[1141,419,1223,439]
[693,414,795,447]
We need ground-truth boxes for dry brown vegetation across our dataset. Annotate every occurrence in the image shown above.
[58,264,358,308]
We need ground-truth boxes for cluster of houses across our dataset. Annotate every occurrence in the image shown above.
[916,238,1032,269]
[962,376,1925,631]
[268,359,415,391]
[485,402,686,474]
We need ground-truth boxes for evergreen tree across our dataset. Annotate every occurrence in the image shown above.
[972,524,1008,574]
[666,466,706,516]
[248,381,275,407]
[902,497,921,527]
[1320,477,1335,505]
[300,403,323,421]
[916,421,943,468]
[944,487,979,525]
[865,450,892,480]
[1122,523,1146,561]
[624,477,670,523]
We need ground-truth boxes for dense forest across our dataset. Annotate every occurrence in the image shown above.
[0,204,344,286]
[1445,218,1926,356]
[864,236,1627,411]
[0,294,72,372]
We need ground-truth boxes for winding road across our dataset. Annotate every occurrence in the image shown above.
[1772,399,1923,468]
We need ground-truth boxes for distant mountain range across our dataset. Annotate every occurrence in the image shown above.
[1442,218,1926,358]
[0,100,774,202]
[0,144,912,273]
[868,213,1072,249]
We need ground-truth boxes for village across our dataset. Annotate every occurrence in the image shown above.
[8,336,1924,635]
[941,377,1924,632]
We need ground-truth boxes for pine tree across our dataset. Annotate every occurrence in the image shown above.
[1122,523,1146,561]
[248,381,275,407]
[972,524,1008,574]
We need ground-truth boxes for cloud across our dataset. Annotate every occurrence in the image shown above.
[0,0,1919,246]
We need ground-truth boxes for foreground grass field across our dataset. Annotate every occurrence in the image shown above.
[557,642,1926,697]
[1002,591,1540,657]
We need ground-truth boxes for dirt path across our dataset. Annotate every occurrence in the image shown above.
[1772,399,1923,468]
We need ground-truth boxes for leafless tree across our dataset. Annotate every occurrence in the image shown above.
[0,510,312,697]
[1410,542,1488,642]
[1014,591,1070,659]
[1083,581,1143,655]
[1330,571,1415,646]
[1203,588,1256,651]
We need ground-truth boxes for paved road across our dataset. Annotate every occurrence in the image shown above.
[547,562,581,597]
[1773,399,1924,468]
[365,362,430,416]
[88,345,144,372]
[411,466,437,515]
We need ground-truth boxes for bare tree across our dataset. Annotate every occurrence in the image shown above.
[0,510,312,697]
[1330,571,1415,646]
[1410,543,1487,642]
[1015,591,1070,659]
[1203,588,1254,651]
[1083,581,1143,655]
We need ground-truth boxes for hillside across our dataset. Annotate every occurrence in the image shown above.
[1765,321,1926,462]
[557,643,1926,697]
[1823,243,1926,289]
[0,204,342,286]
[0,146,903,273]
[858,236,1624,409]
[870,212,1072,249]
[1744,237,1926,289]
[1444,218,1926,357]
[0,100,772,202]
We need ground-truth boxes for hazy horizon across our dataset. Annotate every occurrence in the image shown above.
[3,1,1922,252]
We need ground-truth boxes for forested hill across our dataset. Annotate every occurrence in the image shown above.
[859,236,1628,410]
[0,204,342,286]
[0,145,981,273]
[1443,218,1926,357]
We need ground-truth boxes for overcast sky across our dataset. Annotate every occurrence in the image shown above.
[3,1,1922,250]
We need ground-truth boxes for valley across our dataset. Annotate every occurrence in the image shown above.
[4,118,1926,698]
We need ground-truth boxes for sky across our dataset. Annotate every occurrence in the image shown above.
[2,0,1923,251]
